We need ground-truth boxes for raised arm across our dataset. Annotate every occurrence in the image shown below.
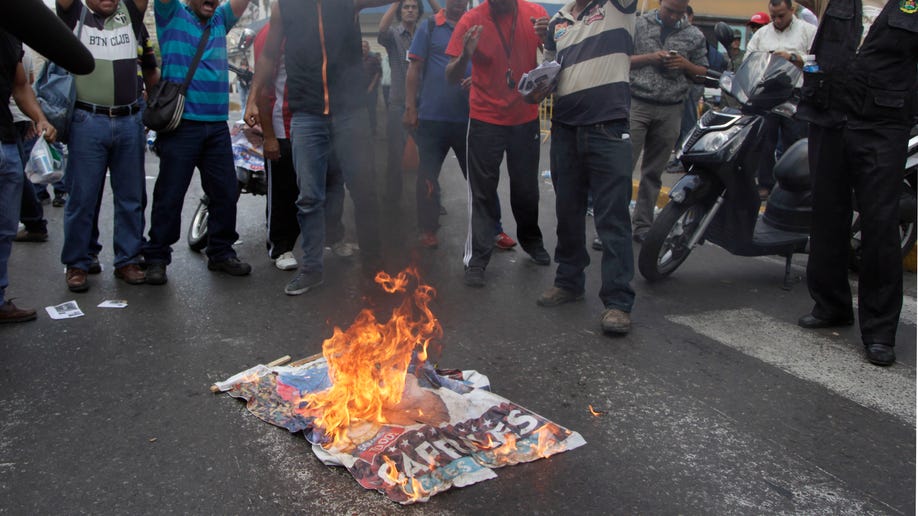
[445,25,480,84]
[426,0,442,14]
[356,0,400,12]
[246,2,283,129]
[378,2,399,37]
[229,0,253,19]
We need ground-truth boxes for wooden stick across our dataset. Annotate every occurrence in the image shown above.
[209,355,293,393]
[288,352,324,367]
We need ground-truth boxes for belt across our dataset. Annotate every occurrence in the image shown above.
[75,100,141,117]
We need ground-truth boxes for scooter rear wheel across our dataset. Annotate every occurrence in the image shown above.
[639,201,707,281]
[187,198,209,253]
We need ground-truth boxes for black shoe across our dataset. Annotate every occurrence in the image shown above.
[633,231,647,244]
[528,248,551,266]
[797,313,854,329]
[208,257,252,276]
[591,237,602,251]
[463,266,485,287]
[88,254,102,275]
[865,343,895,366]
[52,192,66,207]
[145,263,168,285]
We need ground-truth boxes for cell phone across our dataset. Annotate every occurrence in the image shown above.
[668,50,678,56]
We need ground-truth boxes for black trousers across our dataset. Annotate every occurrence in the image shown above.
[806,122,906,345]
[464,118,544,269]
[757,113,807,189]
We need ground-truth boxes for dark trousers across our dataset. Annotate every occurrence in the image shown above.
[416,119,467,233]
[550,120,635,312]
[145,120,240,264]
[366,88,379,135]
[464,118,543,269]
[14,124,45,234]
[384,105,406,202]
[806,123,906,345]
[757,113,806,189]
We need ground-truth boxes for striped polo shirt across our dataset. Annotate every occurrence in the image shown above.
[546,0,636,125]
[155,0,238,121]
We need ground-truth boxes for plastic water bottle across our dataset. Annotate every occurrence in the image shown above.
[802,55,819,73]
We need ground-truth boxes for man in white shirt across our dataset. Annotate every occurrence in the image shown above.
[743,0,816,198]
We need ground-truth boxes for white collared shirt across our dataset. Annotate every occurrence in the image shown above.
[745,17,817,57]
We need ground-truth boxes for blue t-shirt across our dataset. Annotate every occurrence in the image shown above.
[407,11,470,123]
[155,0,237,121]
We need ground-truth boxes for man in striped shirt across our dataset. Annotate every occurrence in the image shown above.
[144,0,254,285]
[534,0,637,335]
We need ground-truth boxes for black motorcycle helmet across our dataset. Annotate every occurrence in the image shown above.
[714,21,735,50]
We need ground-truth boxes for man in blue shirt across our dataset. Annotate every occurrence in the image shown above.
[144,0,254,285]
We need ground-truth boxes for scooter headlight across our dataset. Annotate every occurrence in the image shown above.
[689,125,743,153]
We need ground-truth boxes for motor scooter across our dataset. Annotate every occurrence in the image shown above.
[637,52,917,287]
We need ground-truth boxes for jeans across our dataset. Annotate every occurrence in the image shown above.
[0,141,24,303]
[415,119,467,233]
[550,120,635,312]
[145,120,239,264]
[630,99,683,234]
[61,108,145,270]
[464,119,544,269]
[14,128,46,234]
[290,110,380,275]
[384,104,406,202]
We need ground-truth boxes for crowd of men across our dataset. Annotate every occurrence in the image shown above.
[1,0,915,366]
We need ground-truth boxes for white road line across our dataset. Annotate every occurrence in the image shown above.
[668,308,916,426]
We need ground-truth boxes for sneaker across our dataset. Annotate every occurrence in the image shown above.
[586,207,594,217]
[66,267,89,293]
[114,264,145,284]
[592,237,602,251]
[528,247,551,266]
[88,254,102,274]
[601,308,631,335]
[13,229,48,242]
[285,271,323,295]
[0,300,37,323]
[664,157,684,174]
[274,251,298,271]
[332,241,355,258]
[418,231,438,249]
[537,286,584,307]
[463,266,485,287]
[145,263,168,285]
[52,192,66,207]
[494,232,517,250]
[207,256,252,276]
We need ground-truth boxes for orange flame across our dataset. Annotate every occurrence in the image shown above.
[588,404,604,417]
[381,455,426,502]
[302,267,442,448]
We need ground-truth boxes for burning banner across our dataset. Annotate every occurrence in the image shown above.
[213,268,586,504]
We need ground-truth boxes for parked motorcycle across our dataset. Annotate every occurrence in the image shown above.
[187,119,266,252]
[637,52,917,287]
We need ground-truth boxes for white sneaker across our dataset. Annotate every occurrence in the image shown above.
[274,251,298,271]
[331,241,355,257]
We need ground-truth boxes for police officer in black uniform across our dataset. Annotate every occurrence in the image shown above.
[795,0,917,366]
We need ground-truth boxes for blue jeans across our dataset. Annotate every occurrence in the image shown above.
[145,120,239,264]
[290,110,380,274]
[61,108,145,270]
[549,120,635,312]
[0,142,24,303]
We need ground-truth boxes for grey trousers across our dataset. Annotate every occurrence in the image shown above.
[629,98,683,234]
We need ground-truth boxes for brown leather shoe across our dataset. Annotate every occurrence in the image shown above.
[66,267,89,293]
[0,300,37,323]
[114,264,145,284]
[601,308,631,335]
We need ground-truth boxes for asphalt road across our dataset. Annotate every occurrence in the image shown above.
[1,128,915,514]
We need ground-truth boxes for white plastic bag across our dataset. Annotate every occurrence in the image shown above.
[25,133,67,185]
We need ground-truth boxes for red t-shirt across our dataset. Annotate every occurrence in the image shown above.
[446,0,547,126]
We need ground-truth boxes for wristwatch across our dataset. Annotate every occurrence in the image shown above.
[789,53,798,63]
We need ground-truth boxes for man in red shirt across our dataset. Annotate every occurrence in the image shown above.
[445,0,550,288]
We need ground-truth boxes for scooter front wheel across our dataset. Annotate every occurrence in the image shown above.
[639,201,707,281]
[187,197,209,253]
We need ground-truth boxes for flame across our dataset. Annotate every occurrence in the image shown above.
[302,267,442,448]
[381,455,426,502]
[588,404,604,417]
[534,424,557,458]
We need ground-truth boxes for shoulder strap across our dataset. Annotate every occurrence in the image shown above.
[421,17,436,81]
[182,25,211,92]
